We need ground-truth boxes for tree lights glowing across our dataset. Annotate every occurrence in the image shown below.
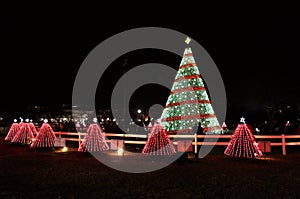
[28,119,38,137]
[78,118,109,152]
[224,118,263,158]
[4,119,20,141]
[30,119,56,148]
[160,45,221,134]
[142,120,176,155]
[11,119,35,145]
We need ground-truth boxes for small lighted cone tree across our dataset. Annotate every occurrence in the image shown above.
[160,38,222,135]
[31,119,56,148]
[221,122,229,134]
[142,120,176,155]
[224,117,263,158]
[4,119,20,141]
[11,119,35,145]
[78,118,109,152]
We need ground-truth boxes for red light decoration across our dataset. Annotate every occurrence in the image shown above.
[28,122,38,137]
[11,123,35,145]
[165,99,210,108]
[4,120,20,141]
[30,122,56,148]
[78,123,109,152]
[224,122,263,158]
[162,114,217,122]
[222,122,227,128]
[178,62,197,69]
[174,74,201,82]
[170,86,206,95]
[142,121,176,155]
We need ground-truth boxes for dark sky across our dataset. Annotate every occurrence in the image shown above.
[0,9,299,121]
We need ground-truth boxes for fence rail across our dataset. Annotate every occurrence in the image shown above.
[54,132,300,155]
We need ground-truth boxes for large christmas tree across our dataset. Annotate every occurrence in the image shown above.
[160,39,221,134]
[224,117,263,158]
[142,120,176,155]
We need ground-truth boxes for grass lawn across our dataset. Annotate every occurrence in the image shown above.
[1,137,300,198]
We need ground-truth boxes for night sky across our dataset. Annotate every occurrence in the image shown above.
[0,9,299,122]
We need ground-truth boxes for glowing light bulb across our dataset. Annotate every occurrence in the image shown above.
[117,148,124,156]
[61,147,68,152]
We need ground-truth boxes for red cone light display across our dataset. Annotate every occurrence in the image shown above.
[224,117,262,158]
[78,118,109,152]
[11,120,35,145]
[4,119,20,141]
[30,119,56,148]
[142,120,176,155]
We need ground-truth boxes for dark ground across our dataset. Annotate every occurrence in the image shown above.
[1,137,300,199]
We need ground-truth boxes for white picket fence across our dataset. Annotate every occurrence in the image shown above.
[54,132,300,155]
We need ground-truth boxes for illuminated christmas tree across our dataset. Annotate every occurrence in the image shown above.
[31,119,56,148]
[161,38,221,134]
[4,119,20,141]
[142,120,176,155]
[224,117,263,158]
[221,122,229,134]
[11,119,35,145]
[78,118,109,152]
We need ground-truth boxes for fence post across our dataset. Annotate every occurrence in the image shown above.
[78,131,81,146]
[194,133,197,153]
[281,134,286,155]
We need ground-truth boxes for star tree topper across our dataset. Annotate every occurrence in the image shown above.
[185,37,191,44]
[93,117,98,123]
[240,117,245,123]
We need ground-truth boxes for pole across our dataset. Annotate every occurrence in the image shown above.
[78,131,81,146]
[194,133,197,154]
[282,134,286,155]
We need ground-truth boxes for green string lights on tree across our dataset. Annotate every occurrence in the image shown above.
[160,38,222,134]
